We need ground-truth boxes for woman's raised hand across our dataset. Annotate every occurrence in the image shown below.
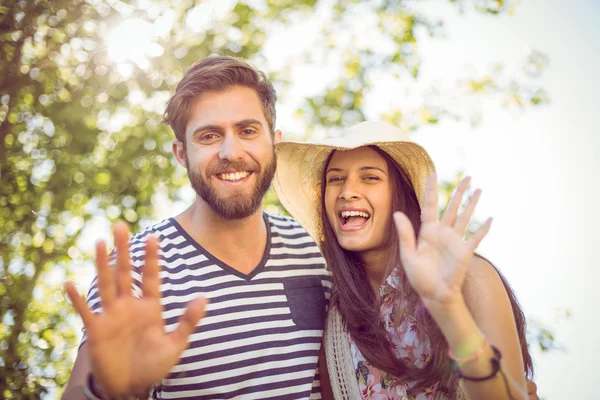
[393,174,491,310]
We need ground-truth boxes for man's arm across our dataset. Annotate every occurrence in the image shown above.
[526,379,539,400]
[318,342,333,400]
[62,342,91,400]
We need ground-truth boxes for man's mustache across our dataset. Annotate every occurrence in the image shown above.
[207,161,259,175]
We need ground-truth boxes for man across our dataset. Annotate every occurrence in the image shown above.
[63,56,331,399]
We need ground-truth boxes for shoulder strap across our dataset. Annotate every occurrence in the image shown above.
[324,306,363,400]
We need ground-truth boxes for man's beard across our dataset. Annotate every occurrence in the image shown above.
[186,150,277,220]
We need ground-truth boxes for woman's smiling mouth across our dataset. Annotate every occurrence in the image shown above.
[338,208,371,231]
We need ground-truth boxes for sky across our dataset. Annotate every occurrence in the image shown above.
[397,1,600,397]
[71,0,600,398]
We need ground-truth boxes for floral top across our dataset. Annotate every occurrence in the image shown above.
[348,268,451,400]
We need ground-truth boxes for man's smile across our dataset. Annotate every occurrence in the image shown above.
[216,171,252,182]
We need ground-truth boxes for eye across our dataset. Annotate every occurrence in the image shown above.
[363,175,381,181]
[240,128,258,136]
[198,132,219,142]
[327,176,344,184]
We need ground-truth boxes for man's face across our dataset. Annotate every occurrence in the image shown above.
[176,85,281,220]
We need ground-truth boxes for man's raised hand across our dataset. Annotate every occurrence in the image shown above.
[65,222,207,396]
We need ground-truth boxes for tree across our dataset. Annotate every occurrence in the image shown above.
[0,0,548,397]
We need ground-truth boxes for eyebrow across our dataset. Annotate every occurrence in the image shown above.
[191,118,264,137]
[326,166,388,174]
[234,118,263,129]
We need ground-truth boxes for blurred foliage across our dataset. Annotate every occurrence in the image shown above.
[527,308,570,353]
[294,0,548,133]
[0,0,550,397]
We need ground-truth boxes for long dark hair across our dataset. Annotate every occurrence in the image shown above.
[320,146,533,393]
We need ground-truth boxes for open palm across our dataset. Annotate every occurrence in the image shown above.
[65,222,207,396]
[393,174,492,308]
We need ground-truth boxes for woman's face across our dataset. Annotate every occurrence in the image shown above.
[324,146,394,255]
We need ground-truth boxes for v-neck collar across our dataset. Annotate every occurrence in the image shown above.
[168,213,272,281]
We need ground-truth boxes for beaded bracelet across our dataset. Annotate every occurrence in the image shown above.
[454,345,502,381]
[448,336,488,366]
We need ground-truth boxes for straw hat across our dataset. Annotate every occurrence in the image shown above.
[273,121,436,243]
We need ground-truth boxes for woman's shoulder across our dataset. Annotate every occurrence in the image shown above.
[465,255,502,286]
[463,255,513,316]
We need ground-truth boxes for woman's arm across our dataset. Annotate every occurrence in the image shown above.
[459,256,527,399]
[421,256,527,400]
[393,174,528,400]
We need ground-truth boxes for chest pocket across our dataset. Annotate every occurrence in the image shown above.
[283,277,326,330]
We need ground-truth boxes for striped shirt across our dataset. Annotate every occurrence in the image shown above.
[85,213,331,399]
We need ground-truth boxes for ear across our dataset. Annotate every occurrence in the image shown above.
[273,129,282,144]
[172,140,187,168]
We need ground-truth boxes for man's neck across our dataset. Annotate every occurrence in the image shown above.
[174,200,268,275]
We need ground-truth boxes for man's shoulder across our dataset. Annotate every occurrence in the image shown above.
[266,212,303,227]
[265,212,313,237]
[128,218,175,245]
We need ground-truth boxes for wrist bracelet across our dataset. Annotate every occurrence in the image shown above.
[84,374,105,400]
[448,336,488,365]
[454,345,502,381]
[84,374,150,400]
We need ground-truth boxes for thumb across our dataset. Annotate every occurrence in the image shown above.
[64,281,94,327]
[393,212,416,262]
[171,297,208,351]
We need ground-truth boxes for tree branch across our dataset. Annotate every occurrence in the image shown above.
[0,2,42,161]
[3,253,47,370]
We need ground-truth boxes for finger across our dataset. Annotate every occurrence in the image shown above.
[440,176,471,226]
[526,379,538,399]
[171,298,208,351]
[453,188,481,234]
[393,212,416,262]
[142,235,161,299]
[421,173,439,223]
[65,282,94,327]
[96,240,116,308]
[114,222,132,297]
[466,217,492,252]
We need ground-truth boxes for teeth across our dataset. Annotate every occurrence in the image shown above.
[340,211,370,218]
[219,171,249,181]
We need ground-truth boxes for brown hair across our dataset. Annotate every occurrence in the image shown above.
[320,146,533,395]
[163,56,277,143]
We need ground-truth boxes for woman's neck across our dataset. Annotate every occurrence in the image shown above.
[359,249,390,295]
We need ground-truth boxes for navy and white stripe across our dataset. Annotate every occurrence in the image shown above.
[84,213,331,399]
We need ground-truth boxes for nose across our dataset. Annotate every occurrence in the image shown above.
[218,133,244,162]
[339,180,360,201]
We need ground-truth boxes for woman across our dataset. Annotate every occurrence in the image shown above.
[273,121,535,400]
